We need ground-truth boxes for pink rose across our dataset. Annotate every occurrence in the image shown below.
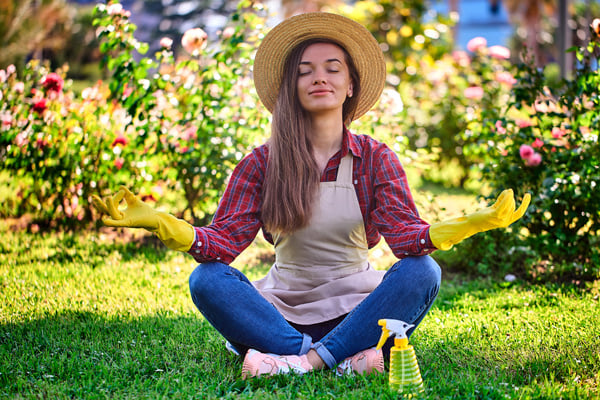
[182,28,208,55]
[526,152,542,167]
[519,144,534,159]
[2,114,12,126]
[552,127,565,138]
[105,3,130,18]
[495,71,516,86]
[516,119,533,128]
[14,81,25,94]
[467,37,487,53]
[452,50,470,67]
[160,37,173,49]
[531,138,544,148]
[182,126,198,141]
[464,86,484,100]
[114,158,125,170]
[489,45,510,59]
[495,120,506,134]
[222,26,235,39]
[42,73,64,93]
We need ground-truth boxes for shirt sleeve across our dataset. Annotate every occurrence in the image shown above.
[187,147,266,264]
[369,143,436,257]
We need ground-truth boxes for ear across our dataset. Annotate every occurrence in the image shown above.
[347,81,354,98]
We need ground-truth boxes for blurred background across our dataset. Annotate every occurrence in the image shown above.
[1,0,597,82]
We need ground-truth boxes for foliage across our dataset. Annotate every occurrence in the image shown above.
[1,227,599,398]
[337,0,454,84]
[0,0,270,226]
[401,41,516,187]
[337,1,516,188]
[0,62,132,225]
[456,21,600,281]
[93,1,271,223]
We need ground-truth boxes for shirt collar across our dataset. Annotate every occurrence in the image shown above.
[342,126,362,159]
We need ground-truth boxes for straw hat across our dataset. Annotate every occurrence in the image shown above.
[253,12,386,120]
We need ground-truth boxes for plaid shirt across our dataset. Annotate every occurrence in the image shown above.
[188,128,435,264]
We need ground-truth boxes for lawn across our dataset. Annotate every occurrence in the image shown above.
[1,213,599,399]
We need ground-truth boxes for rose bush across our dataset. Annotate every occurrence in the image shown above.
[396,37,517,187]
[450,20,600,281]
[0,60,144,225]
[93,0,270,223]
[0,0,270,226]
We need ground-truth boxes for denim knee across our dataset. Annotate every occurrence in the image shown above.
[388,255,440,285]
[188,262,232,305]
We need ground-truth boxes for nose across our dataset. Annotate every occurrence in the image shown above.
[313,68,327,85]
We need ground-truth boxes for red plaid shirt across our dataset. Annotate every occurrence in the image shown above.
[188,128,435,264]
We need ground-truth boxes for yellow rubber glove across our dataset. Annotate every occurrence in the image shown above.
[429,189,531,251]
[91,186,195,252]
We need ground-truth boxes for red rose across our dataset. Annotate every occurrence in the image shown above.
[112,134,128,147]
[42,73,64,93]
[33,98,48,114]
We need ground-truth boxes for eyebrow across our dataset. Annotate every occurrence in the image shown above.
[299,58,343,65]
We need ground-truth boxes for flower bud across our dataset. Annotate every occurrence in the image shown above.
[182,28,208,55]
[592,19,600,38]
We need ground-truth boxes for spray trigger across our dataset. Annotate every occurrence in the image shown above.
[376,319,414,350]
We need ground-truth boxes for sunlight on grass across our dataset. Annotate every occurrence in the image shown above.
[1,223,598,399]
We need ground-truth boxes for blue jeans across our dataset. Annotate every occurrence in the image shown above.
[189,255,441,369]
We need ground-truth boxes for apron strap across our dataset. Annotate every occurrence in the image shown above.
[337,154,354,184]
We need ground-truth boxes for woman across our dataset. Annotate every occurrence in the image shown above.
[92,12,530,379]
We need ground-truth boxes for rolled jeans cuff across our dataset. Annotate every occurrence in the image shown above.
[299,333,312,355]
[311,342,336,369]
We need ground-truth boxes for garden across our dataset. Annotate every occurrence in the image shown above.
[1,0,599,398]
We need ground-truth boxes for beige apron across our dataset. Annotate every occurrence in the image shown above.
[254,154,385,325]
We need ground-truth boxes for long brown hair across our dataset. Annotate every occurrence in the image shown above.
[261,39,361,234]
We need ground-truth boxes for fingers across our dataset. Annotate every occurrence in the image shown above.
[119,185,138,205]
[102,216,131,228]
[91,195,110,215]
[106,189,125,220]
[510,192,531,224]
[492,189,514,219]
[500,189,516,218]
[92,187,140,223]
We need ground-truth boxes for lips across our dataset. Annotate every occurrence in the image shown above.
[309,89,332,95]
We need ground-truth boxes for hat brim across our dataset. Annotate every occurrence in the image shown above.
[253,12,386,121]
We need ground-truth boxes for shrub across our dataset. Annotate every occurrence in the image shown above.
[92,0,270,223]
[454,20,600,281]
[0,1,270,226]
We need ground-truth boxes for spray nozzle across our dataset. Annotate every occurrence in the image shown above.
[376,319,414,350]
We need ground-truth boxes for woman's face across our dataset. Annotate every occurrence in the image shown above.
[296,42,354,118]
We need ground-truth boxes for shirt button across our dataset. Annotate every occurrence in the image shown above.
[354,180,358,184]
[198,241,202,246]
[195,250,201,254]
[404,252,409,256]
[420,239,426,244]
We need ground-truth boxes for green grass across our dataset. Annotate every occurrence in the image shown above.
[1,224,599,399]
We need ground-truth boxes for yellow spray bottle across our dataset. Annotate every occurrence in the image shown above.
[376,319,424,394]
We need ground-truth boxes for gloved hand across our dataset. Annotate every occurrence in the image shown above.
[429,189,531,251]
[91,186,195,252]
